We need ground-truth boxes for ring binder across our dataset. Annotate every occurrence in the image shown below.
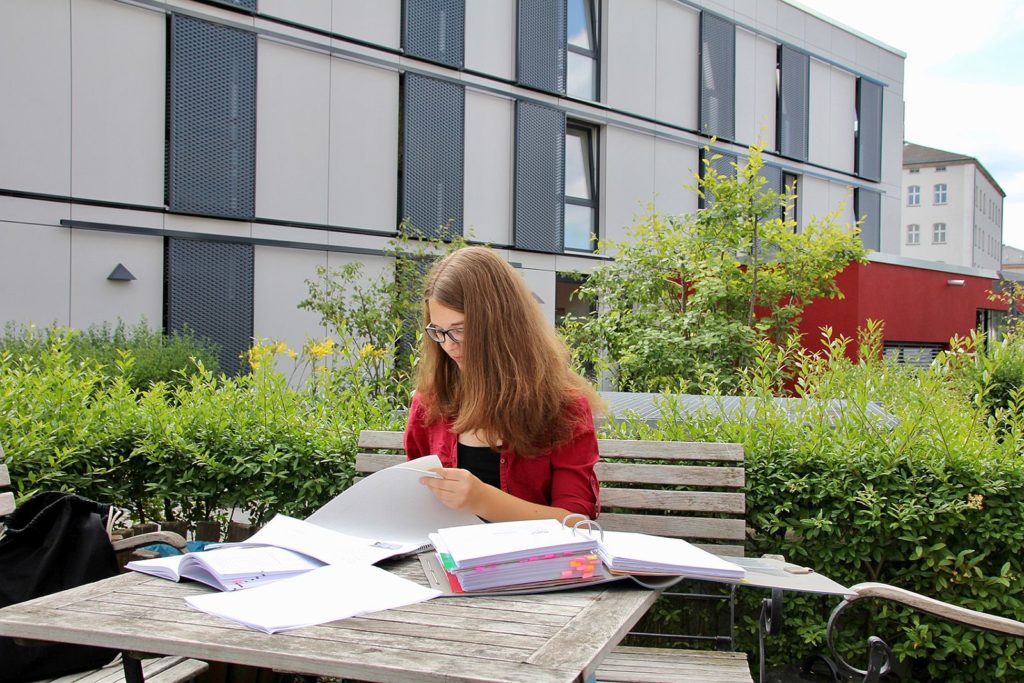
[563,513,604,541]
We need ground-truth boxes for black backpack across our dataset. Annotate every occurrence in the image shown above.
[0,491,120,682]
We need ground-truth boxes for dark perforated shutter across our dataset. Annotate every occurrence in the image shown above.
[209,0,257,10]
[856,188,881,251]
[699,148,737,209]
[517,0,566,94]
[777,45,809,161]
[400,73,465,238]
[514,101,565,253]
[167,15,256,220]
[165,238,254,376]
[404,0,465,68]
[700,13,735,139]
[856,78,883,182]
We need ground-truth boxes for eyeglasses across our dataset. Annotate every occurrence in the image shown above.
[424,324,463,344]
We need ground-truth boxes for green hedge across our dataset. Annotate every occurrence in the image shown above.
[604,331,1024,681]
[0,330,403,530]
[3,326,1023,680]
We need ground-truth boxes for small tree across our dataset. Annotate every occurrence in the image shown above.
[561,142,868,394]
[298,223,468,402]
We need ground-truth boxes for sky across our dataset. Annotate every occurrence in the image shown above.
[794,0,1024,250]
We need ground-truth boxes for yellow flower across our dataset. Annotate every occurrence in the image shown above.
[305,337,336,360]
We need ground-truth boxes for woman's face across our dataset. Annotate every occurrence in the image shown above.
[427,299,464,367]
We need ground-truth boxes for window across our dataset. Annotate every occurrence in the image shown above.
[933,223,947,243]
[934,183,947,205]
[907,185,920,206]
[566,0,598,100]
[906,224,920,245]
[564,124,597,251]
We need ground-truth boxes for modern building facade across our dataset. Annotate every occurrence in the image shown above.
[0,0,906,373]
[901,142,1005,270]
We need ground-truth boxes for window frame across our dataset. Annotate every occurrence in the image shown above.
[907,185,920,206]
[565,0,599,101]
[563,122,599,253]
[906,224,920,245]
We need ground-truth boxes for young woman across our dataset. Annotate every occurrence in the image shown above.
[404,246,603,522]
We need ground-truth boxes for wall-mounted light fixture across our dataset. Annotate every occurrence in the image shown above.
[108,263,136,281]
[946,279,965,287]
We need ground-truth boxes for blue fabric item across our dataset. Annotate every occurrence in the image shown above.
[139,540,218,556]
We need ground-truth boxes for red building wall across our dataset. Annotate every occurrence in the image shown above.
[798,260,1007,356]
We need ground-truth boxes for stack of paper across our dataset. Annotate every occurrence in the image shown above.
[432,518,598,568]
[428,519,606,592]
[595,530,745,581]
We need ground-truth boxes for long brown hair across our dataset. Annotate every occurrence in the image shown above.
[415,247,601,455]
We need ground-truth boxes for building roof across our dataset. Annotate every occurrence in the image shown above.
[903,142,1006,197]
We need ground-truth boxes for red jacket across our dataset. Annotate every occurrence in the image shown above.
[403,393,600,519]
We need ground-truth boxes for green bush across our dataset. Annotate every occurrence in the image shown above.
[603,326,1024,682]
[0,328,402,532]
[0,320,220,392]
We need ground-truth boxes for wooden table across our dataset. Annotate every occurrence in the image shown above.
[0,557,658,683]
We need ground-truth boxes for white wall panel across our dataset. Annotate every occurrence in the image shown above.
[256,40,331,224]
[261,0,331,32]
[69,231,163,330]
[606,0,656,118]
[798,175,830,231]
[653,139,698,216]
[71,0,165,206]
[0,222,70,326]
[332,0,401,49]
[655,0,699,129]
[735,29,776,148]
[828,67,856,173]
[465,0,515,80]
[603,128,655,243]
[0,0,71,196]
[253,246,328,367]
[328,60,399,231]
[464,91,513,245]
[807,59,831,168]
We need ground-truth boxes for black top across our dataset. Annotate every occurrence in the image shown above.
[457,442,501,489]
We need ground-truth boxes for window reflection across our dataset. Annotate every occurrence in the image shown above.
[565,125,596,252]
[566,0,597,100]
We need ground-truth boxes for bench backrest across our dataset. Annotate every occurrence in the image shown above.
[355,430,746,556]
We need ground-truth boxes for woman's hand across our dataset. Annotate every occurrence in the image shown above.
[421,467,483,512]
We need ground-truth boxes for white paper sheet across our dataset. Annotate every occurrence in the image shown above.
[236,514,422,566]
[185,564,441,633]
[305,455,482,546]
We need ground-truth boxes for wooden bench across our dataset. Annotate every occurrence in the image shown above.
[356,429,754,683]
[0,459,208,683]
